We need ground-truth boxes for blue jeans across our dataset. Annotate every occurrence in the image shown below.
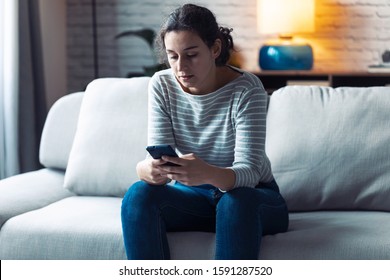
[121,180,288,260]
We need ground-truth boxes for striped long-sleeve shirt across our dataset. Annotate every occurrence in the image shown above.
[147,68,274,188]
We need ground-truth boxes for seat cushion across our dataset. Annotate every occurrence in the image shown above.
[266,86,390,211]
[259,211,390,259]
[0,196,126,260]
[1,194,389,259]
[0,196,215,260]
[0,168,74,228]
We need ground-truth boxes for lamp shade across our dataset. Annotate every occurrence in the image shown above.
[257,0,315,35]
[257,0,315,70]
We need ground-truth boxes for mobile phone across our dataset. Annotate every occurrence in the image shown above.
[146,144,179,166]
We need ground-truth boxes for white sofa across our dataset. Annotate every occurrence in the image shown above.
[1,77,390,260]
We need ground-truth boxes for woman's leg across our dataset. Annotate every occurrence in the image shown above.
[215,184,289,260]
[121,181,217,260]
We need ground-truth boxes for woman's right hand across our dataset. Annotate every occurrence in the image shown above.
[136,158,170,185]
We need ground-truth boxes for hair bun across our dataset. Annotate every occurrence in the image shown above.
[218,27,234,64]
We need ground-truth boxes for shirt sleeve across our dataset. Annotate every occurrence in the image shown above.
[229,85,274,188]
[147,73,176,151]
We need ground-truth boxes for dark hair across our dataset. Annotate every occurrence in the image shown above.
[155,4,235,66]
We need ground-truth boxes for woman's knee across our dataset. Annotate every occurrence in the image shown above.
[122,181,162,213]
[216,187,255,213]
[219,187,289,235]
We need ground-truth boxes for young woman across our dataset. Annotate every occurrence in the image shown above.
[121,3,288,260]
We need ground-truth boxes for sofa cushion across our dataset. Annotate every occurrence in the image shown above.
[1,197,389,259]
[0,196,127,260]
[259,211,390,259]
[0,195,215,260]
[0,168,74,228]
[266,86,390,211]
[40,92,84,170]
[64,77,150,197]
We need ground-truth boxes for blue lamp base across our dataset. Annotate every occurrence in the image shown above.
[259,44,313,70]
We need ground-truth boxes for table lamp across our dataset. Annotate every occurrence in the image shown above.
[257,0,315,70]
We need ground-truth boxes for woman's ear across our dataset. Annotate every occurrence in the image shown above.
[211,39,222,59]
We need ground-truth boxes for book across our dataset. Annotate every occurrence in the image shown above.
[367,64,390,73]
[286,80,330,86]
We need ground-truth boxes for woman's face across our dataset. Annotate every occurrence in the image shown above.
[164,30,220,94]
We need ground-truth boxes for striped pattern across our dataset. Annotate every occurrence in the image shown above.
[147,68,274,188]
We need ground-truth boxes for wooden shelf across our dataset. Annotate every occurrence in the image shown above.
[252,70,390,93]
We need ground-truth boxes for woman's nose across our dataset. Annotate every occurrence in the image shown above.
[177,57,187,71]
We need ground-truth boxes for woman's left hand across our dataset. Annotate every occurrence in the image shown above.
[158,153,236,191]
[158,153,212,186]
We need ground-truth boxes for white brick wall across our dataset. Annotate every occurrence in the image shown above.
[67,0,390,92]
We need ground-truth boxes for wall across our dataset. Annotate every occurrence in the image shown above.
[39,0,67,107]
[67,0,390,93]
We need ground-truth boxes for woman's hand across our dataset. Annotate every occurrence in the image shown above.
[136,158,172,185]
[158,153,236,191]
[157,153,208,186]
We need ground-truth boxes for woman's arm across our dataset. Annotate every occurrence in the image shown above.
[229,85,274,187]
[138,72,176,185]
[158,153,236,191]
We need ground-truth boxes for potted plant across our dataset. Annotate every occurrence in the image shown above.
[115,28,166,77]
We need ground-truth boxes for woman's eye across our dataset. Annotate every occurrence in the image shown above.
[167,53,196,60]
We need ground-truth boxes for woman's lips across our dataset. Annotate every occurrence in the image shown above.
[180,75,193,81]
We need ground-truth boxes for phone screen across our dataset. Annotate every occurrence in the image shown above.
[146,145,179,166]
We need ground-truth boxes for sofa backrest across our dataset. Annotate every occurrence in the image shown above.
[39,77,151,197]
[39,91,84,170]
[40,80,390,209]
[266,85,390,212]
[63,77,151,197]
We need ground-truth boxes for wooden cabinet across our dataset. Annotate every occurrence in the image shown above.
[252,71,390,93]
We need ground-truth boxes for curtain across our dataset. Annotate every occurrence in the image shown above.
[0,0,19,179]
[0,0,47,179]
[18,0,47,173]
